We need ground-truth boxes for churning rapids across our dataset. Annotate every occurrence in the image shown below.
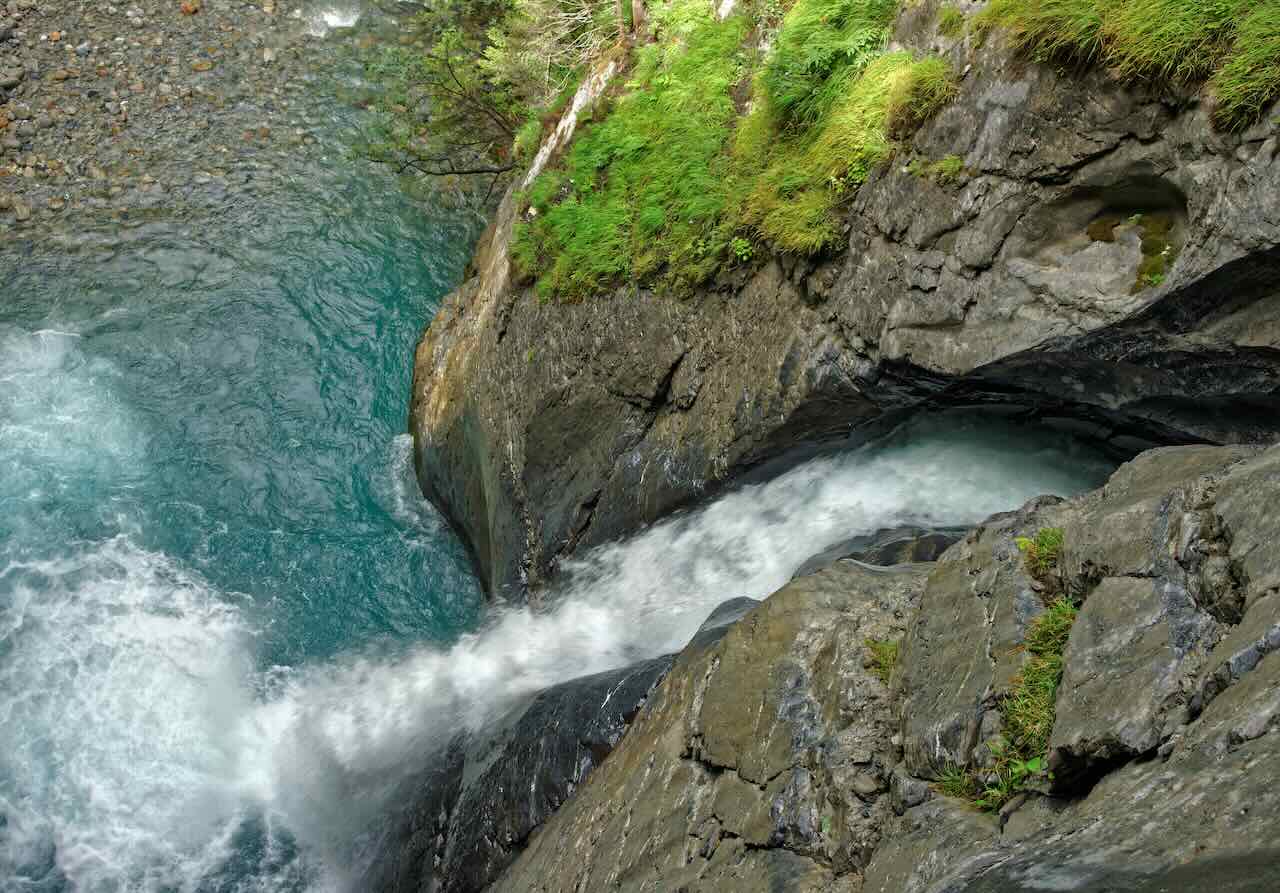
[0,7,1116,893]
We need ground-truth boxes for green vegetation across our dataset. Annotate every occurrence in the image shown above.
[514,118,545,159]
[975,0,1280,130]
[1016,526,1064,584]
[1086,211,1178,292]
[936,763,979,799]
[738,51,955,252]
[937,3,966,38]
[514,0,956,299]
[760,0,898,128]
[865,637,900,685]
[512,8,750,298]
[1004,597,1075,754]
[909,152,966,184]
[730,236,755,263]
[935,597,1078,812]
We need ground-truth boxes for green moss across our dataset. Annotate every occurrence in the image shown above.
[515,0,958,296]
[938,3,966,38]
[1129,212,1177,291]
[865,637,900,685]
[1086,211,1179,292]
[975,0,1280,130]
[513,4,749,300]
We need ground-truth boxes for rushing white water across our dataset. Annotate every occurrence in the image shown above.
[0,329,1116,892]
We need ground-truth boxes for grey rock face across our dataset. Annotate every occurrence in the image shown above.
[410,9,1280,600]
[361,657,672,893]
[489,445,1280,892]
[490,562,931,892]
[360,598,752,893]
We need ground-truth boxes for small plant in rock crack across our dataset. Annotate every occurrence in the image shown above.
[1016,526,1064,588]
[936,597,1076,812]
[974,741,1048,812]
[935,763,979,799]
[864,637,900,685]
[730,236,754,264]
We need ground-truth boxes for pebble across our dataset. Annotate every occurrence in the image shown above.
[0,0,412,233]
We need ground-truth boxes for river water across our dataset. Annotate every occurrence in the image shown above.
[0,4,1119,892]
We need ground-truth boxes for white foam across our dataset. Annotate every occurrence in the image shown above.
[304,4,363,37]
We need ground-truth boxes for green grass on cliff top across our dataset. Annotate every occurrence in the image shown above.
[977,0,1280,130]
[513,0,955,299]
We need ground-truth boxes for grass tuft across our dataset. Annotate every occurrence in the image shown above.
[865,637,900,685]
[1015,526,1064,584]
[935,595,1078,813]
[740,50,955,252]
[937,3,966,39]
[975,0,1280,131]
[513,5,749,300]
[761,0,899,128]
[936,763,979,798]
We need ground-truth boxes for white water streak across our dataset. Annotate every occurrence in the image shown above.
[0,323,1114,891]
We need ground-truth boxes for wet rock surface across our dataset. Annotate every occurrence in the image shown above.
[409,1,1280,600]
[489,444,1280,892]
[491,561,931,892]
[361,598,757,893]
[791,525,968,579]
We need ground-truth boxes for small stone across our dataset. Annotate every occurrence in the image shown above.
[0,67,23,89]
[13,198,30,220]
[48,30,61,41]
[851,772,881,799]
[180,0,202,14]
[75,41,91,56]
[191,60,213,72]
[890,770,932,816]
[0,193,11,210]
